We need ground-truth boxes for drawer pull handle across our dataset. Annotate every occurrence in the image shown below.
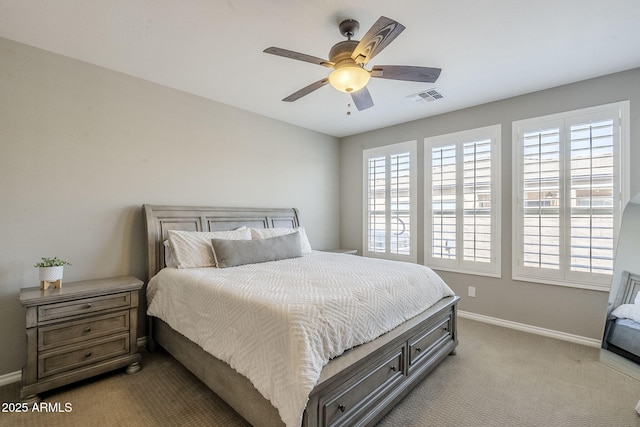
[83,303,92,309]
[84,327,92,333]
[338,404,346,413]
[416,347,422,353]
[84,351,92,358]
[390,365,397,371]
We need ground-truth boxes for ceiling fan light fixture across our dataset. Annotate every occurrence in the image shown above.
[328,63,370,93]
[264,16,441,110]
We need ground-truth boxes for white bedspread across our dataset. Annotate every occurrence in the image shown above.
[146,251,454,427]
[612,303,640,323]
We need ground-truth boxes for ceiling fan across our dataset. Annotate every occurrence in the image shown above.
[263,16,441,111]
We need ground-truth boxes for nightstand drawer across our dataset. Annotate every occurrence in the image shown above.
[38,311,130,351]
[38,292,130,323]
[38,333,130,379]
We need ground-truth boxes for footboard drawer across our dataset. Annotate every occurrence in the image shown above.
[304,297,459,427]
[320,346,405,427]
[408,315,452,371]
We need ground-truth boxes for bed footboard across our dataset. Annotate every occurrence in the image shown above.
[305,295,458,427]
[152,295,458,427]
[603,319,640,365]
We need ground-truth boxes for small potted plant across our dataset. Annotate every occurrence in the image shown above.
[34,257,71,290]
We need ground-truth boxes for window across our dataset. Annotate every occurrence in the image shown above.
[424,125,501,277]
[513,102,629,290]
[363,141,417,262]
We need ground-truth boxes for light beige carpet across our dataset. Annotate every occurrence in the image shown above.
[2,318,639,426]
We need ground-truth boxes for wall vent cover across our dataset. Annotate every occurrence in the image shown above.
[407,89,444,102]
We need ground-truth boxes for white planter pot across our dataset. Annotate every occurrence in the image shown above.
[39,266,64,282]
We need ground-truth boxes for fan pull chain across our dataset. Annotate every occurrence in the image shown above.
[346,102,352,115]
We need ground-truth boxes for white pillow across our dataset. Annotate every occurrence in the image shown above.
[611,304,640,323]
[249,227,312,254]
[163,240,176,268]
[167,228,251,268]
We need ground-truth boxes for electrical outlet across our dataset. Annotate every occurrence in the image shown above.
[468,286,476,298]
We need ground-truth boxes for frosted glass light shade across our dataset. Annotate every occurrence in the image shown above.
[328,66,371,93]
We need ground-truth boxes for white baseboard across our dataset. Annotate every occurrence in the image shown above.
[458,310,602,348]
[0,370,21,387]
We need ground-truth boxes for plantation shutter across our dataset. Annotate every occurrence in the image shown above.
[390,152,412,256]
[462,139,493,264]
[425,125,501,277]
[521,127,561,270]
[363,141,417,262]
[431,144,457,260]
[513,101,627,290]
[568,119,615,275]
[367,155,386,253]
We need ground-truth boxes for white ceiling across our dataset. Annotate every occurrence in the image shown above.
[1,0,640,138]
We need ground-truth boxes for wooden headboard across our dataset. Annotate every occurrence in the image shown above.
[142,204,300,281]
[612,271,640,308]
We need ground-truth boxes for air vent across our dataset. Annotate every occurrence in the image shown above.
[407,89,444,102]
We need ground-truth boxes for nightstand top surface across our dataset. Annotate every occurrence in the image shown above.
[20,275,143,306]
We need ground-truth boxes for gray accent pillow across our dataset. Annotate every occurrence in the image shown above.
[211,231,303,268]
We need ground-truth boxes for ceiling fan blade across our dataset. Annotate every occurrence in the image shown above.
[264,47,334,68]
[351,16,405,64]
[282,78,330,102]
[371,65,442,83]
[350,86,374,111]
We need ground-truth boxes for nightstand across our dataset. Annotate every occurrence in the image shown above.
[19,276,143,402]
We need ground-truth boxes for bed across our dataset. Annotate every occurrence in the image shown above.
[603,271,640,364]
[143,204,459,427]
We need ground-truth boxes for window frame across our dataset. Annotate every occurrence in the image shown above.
[424,125,502,277]
[512,101,630,291]
[362,140,417,263]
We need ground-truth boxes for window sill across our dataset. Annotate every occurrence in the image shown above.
[512,273,611,292]
[426,264,501,279]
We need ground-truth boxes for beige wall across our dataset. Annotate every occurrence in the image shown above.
[340,68,640,341]
[0,38,340,375]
